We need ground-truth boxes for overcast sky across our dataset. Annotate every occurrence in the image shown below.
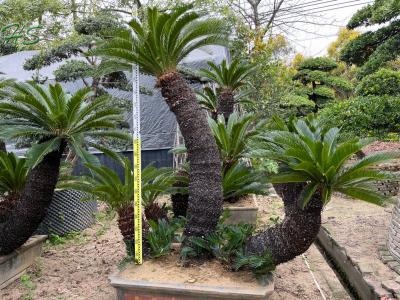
[287,4,368,56]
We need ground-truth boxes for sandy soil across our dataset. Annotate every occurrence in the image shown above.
[322,194,396,283]
[1,196,351,300]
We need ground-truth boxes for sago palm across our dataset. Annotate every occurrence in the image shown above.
[208,112,260,172]
[93,4,228,239]
[245,116,400,266]
[60,158,177,256]
[0,152,28,222]
[199,59,254,121]
[0,82,128,255]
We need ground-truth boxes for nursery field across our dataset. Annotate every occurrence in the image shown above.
[1,198,352,300]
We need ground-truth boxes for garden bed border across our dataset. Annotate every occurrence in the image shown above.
[316,226,399,299]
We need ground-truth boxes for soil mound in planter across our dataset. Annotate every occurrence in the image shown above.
[119,253,261,288]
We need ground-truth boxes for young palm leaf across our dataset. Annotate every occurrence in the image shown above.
[208,112,260,172]
[0,152,29,221]
[93,4,228,239]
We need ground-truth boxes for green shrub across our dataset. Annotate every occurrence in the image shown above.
[318,96,400,138]
[356,69,400,96]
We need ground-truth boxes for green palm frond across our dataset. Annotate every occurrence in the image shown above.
[199,58,255,91]
[256,115,400,208]
[59,157,177,210]
[92,4,229,77]
[0,82,128,168]
[196,87,217,113]
[0,152,28,194]
[208,112,259,169]
[223,162,268,200]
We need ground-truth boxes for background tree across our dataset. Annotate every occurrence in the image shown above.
[290,57,353,113]
[340,0,400,78]
[319,69,400,139]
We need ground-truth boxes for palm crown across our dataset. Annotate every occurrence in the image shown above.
[60,157,178,209]
[93,4,228,77]
[254,116,400,208]
[0,82,128,168]
[199,59,255,91]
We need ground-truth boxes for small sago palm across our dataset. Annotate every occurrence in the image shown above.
[245,116,400,266]
[60,157,143,256]
[208,112,260,172]
[0,152,28,222]
[93,4,228,239]
[199,58,254,121]
[0,82,127,255]
[60,157,177,256]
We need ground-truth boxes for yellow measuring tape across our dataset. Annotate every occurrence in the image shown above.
[133,138,142,264]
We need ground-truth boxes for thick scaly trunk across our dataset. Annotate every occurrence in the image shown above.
[0,192,19,223]
[0,140,6,152]
[158,72,223,238]
[217,88,235,122]
[0,142,66,255]
[117,205,150,257]
[245,183,323,265]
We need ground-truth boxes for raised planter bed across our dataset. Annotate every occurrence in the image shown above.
[110,254,274,300]
[223,195,258,225]
[0,235,47,289]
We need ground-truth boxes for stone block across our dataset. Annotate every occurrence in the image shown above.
[382,280,400,293]
[382,256,395,264]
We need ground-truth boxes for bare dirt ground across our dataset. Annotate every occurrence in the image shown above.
[1,196,351,300]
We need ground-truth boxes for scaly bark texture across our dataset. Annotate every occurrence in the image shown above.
[158,72,223,238]
[245,183,323,265]
[0,140,6,152]
[0,192,20,223]
[217,88,235,122]
[0,143,66,255]
[117,205,150,257]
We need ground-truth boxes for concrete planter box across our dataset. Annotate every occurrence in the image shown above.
[110,269,274,300]
[0,235,47,289]
[224,195,258,225]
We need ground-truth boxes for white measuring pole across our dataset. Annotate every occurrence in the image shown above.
[131,7,142,265]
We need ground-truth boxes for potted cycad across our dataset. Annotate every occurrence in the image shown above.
[87,4,398,300]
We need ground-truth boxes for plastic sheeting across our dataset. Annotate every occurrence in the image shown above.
[0,46,227,150]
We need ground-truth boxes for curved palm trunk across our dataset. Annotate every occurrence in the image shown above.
[0,144,65,255]
[217,88,235,122]
[158,72,223,238]
[245,183,323,265]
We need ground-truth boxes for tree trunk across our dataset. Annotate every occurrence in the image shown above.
[0,142,66,255]
[117,205,150,257]
[158,72,223,238]
[245,183,323,265]
[0,140,6,152]
[217,88,235,123]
